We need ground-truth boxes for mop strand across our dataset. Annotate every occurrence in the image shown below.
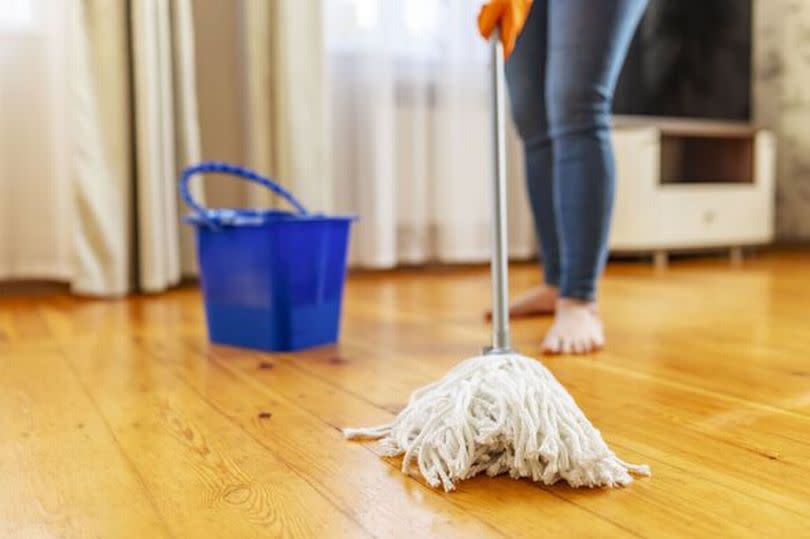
[344,353,650,491]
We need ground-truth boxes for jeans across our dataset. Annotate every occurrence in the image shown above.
[505,0,647,301]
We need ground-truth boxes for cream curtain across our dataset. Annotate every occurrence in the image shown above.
[238,0,332,212]
[323,0,536,268]
[76,0,329,295]
[72,0,201,295]
[130,0,202,290]
[0,0,72,281]
[2,0,218,295]
[72,0,131,295]
[205,0,535,269]
[3,0,535,295]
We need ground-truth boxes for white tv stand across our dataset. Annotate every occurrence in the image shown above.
[610,116,775,267]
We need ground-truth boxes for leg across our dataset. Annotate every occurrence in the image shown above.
[542,0,647,353]
[546,0,647,301]
[502,1,559,317]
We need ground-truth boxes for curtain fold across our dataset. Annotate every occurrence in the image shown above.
[171,0,204,276]
[240,0,331,213]
[72,0,132,295]
[130,0,201,291]
[324,0,537,268]
[73,0,328,295]
[74,0,201,295]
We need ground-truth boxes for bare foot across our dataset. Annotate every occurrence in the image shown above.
[542,298,604,355]
[486,284,559,320]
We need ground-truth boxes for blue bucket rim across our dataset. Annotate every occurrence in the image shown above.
[184,208,358,228]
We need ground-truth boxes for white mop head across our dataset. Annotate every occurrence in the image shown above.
[344,353,650,491]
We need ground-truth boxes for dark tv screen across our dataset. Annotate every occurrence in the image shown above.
[613,0,752,121]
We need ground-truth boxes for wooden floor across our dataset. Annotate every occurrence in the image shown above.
[1,252,810,538]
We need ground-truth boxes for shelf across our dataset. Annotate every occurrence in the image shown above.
[609,117,775,253]
[660,135,753,184]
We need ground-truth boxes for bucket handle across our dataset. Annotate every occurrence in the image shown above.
[179,161,309,226]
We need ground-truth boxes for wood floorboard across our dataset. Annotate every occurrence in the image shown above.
[0,345,171,539]
[1,252,809,537]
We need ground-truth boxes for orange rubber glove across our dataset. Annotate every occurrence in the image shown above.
[477,0,533,58]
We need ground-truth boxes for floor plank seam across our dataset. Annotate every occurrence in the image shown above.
[543,489,648,539]
[608,441,810,521]
[136,338,378,539]
[44,319,178,539]
[583,360,810,422]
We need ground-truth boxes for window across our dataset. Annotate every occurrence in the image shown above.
[0,0,35,31]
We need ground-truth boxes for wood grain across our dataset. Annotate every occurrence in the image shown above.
[0,346,170,539]
[1,251,809,538]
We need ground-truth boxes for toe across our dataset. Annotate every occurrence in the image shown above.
[542,334,561,355]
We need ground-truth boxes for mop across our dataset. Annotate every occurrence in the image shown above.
[344,34,650,492]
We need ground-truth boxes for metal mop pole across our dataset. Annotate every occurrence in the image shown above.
[487,32,512,353]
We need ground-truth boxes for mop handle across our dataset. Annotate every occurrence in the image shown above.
[489,30,511,352]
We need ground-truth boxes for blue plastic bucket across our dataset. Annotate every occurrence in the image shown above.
[180,162,356,352]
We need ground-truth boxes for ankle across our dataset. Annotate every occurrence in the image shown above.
[557,297,597,312]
